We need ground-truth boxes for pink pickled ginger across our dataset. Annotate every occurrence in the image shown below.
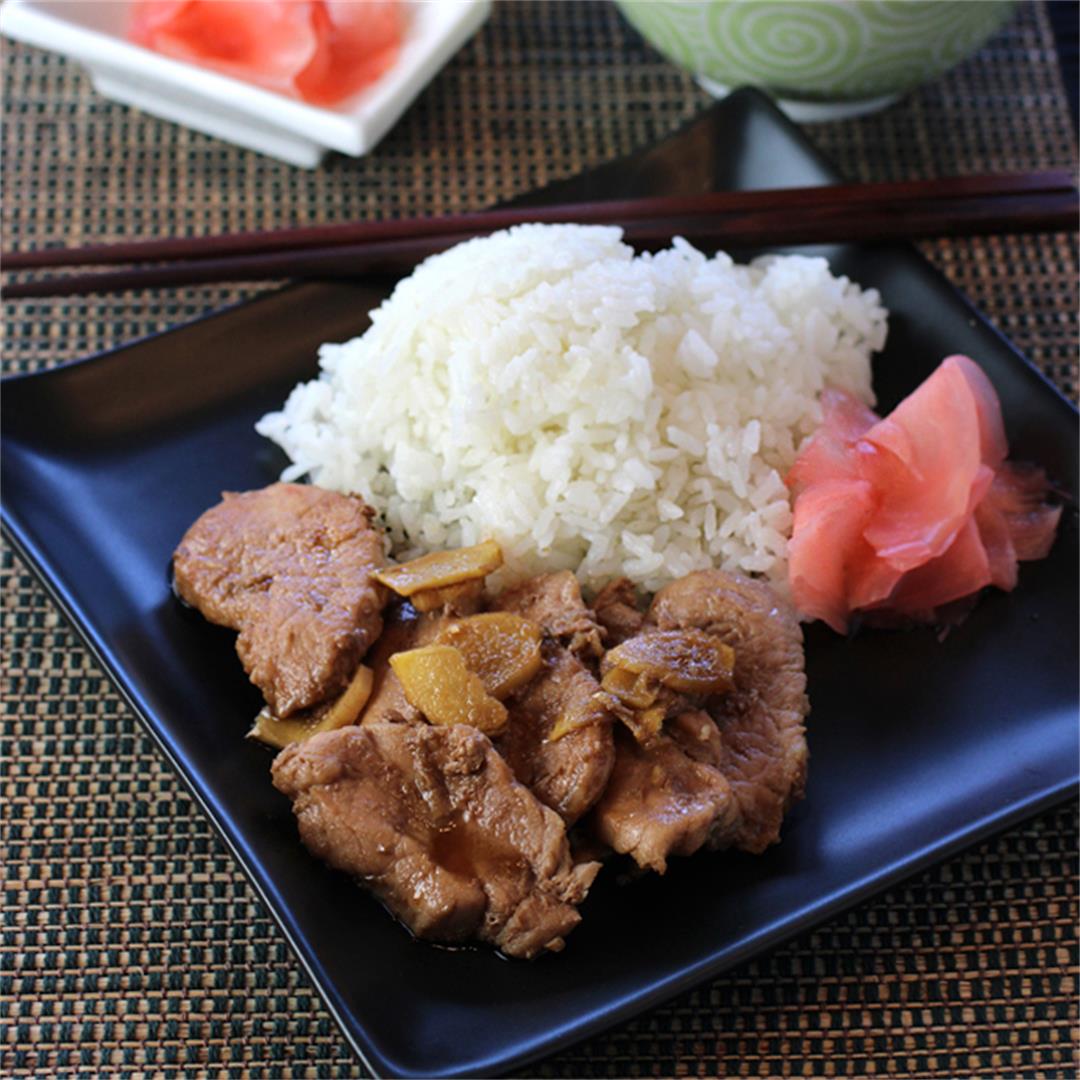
[787,356,1061,632]
[129,0,403,106]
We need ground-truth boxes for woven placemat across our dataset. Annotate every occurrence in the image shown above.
[2,2,1076,1076]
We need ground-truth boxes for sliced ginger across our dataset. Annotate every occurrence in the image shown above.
[410,578,485,614]
[597,629,735,745]
[547,690,616,743]
[390,644,508,735]
[620,704,666,745]
[603,629,735,697]
[373,540,503,598]
[250,664,374,750]
[435,613,542,700]
[599,666,658,710]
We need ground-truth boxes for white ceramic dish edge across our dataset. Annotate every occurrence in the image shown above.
[0,0,491,167]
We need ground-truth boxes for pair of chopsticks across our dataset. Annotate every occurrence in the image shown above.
[2,171,1076,299]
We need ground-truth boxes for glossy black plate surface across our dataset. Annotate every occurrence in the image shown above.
[3,89,1077,1079]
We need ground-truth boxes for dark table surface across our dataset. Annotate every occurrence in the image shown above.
[2,2,1077,1076]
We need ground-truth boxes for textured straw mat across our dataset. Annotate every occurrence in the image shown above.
[2,1,1077,1076]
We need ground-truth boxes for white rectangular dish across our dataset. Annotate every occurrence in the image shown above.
[0,0,491,167]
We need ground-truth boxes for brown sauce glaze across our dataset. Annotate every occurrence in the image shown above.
[430,815,532,882]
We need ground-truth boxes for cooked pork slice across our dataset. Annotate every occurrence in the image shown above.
[494,642,615,825]
[272,723,600,958]
[667,708,725,767]
[648,570,809,854]
[496,571,604,660]
[591,577,646,647]
[364,586,615,823]
[173,483,386,717]
[590,727,737,874]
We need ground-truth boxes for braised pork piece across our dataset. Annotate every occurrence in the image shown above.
[356,573,618,826]
[173,483,386,717]
[496,571,605,661]
[175,486,810,958]
[490,573,616,825]
[591,570,808,869]
[272,723,599,958]
[649,570,809,854]
[591,577,645,647]
[592,722,738,874]
[362,613,616,826]
[491,641,615,825]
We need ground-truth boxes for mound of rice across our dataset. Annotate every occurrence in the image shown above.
[257,224,887,593]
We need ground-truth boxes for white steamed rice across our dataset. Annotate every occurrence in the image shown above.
[256,224,887,594]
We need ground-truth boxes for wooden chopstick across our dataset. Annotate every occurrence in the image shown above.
[3,173,1075,299]
[4,171,1072,269]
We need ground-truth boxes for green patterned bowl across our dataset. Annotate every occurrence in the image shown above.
[615,0,1015,120]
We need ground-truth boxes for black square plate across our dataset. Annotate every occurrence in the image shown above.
[3,89,1077,1078]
